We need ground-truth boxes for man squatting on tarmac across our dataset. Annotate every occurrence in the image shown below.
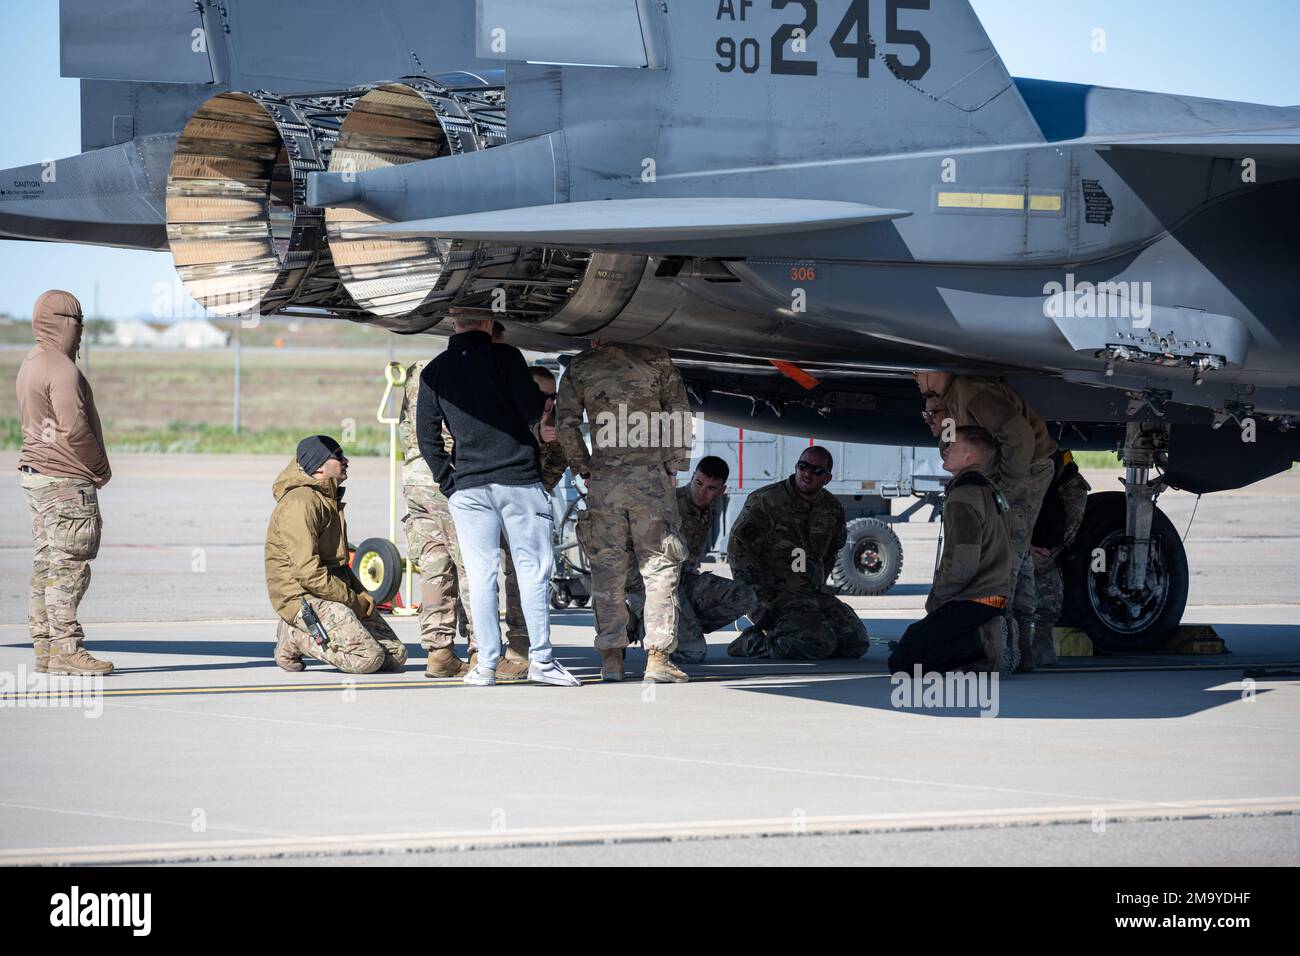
[16,289,1075,682]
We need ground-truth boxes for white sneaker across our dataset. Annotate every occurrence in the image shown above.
[464,665,497,686]
[528,659,581,687]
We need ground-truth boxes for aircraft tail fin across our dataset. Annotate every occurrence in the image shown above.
[480,0,1044,164]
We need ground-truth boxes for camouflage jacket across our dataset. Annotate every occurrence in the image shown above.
[677,484,718,575]
[557,343,692,475]
[535,422,569,491]
[399,359,455,489]
[941,376,1057,485]
[726,477,845,594]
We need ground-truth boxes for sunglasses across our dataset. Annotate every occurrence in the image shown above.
[796,461,830,477]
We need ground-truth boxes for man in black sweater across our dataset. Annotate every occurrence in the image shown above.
[417,313,579,687]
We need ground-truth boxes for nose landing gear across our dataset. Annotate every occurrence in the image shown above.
[1062,423,1189,652]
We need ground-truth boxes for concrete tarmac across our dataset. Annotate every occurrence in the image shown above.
[1,454,1298,866]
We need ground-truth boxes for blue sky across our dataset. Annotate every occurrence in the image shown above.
[1,0,1298,318]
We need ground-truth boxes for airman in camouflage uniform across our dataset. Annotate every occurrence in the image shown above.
[1030,450,1091,665]
[627,458,758,663]
[17,290,113,675]
[23,477,107,674]
[725,447,870,660]
[266,438,408,675]
[400,360,480,678]
[916,372,1057,672]
[558,341,692,683]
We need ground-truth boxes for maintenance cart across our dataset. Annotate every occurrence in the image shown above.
[551,421,946,604]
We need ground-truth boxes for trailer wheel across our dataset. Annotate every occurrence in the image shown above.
[832,518,903,596]
[550,584,572,610]
[351,537,402,606]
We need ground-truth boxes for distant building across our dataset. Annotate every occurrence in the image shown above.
[155,319,229,349]
[107,320,161,348]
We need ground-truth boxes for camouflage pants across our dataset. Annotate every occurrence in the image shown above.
[22,473,102,657]
[499,546,528,645]
[278,595,408,674]
[1033,552,1065,631]
[1002,458,1055,621]
[576,464,685,652]
[751,588,870,660]
[628,571,758,662]
[404,484,474,651]
[405,485,526,652]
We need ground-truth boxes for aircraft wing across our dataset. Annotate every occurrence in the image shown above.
[359,198,911,249]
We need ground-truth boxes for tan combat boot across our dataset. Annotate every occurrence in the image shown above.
[46,640,113,676]
[274,623,308,672]
[425,647,469,678]
[505,634,530,662]
[644,648,689,684]
[600,647,625,683]
[33,638,51,674]
[497,636,530,680]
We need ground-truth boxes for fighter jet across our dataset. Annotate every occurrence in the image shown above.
[3,0,1298,652]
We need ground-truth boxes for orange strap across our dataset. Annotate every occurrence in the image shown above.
[971,595,1007,609]
[770,360,822,391]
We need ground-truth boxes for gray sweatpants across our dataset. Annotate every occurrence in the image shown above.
[447,481,555,670]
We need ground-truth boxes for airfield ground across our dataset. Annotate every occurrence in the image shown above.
[1,453,1298,866]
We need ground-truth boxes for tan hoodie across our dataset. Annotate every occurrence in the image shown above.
[16,290,111,487]
[264,459,368,624]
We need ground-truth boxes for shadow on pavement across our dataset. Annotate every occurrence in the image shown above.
[731,670,1267,719]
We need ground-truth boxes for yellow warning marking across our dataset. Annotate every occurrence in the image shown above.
[936,192,1062,213]
[937,191,1024,211]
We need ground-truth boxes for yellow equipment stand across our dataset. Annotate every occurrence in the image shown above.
[376,361,419,617]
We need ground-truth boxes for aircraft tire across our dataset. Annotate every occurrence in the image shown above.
[351,537,403,606]
[1062,492,1189,653]
[832,518,903,596]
